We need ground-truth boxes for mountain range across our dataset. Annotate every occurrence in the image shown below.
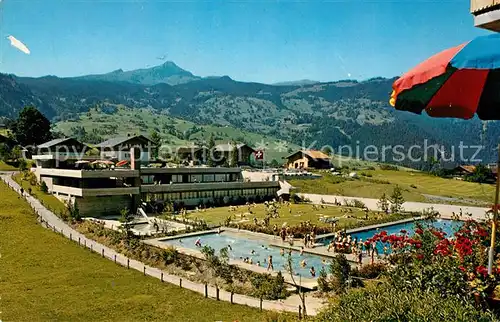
[0,61,498,167]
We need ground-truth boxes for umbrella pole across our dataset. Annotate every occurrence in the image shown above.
[488,143,500,275]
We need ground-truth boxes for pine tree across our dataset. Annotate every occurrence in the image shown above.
[377,193,390,214]
[207,134,216,167]
[230,141,238,167]
[390,186,405,214]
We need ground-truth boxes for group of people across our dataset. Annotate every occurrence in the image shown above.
[303,231,316,248]
[326,230,357,253]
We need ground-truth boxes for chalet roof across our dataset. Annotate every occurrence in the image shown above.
[96,135,153,148]
[38,137,82,148]
[286,150,330,160]
[455,165,476,174]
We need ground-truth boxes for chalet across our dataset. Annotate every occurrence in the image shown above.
[214,143,255,166]
[97,135,156,163]
[176,146,209,164]
[285,150,331,170]
[452,165,476,177]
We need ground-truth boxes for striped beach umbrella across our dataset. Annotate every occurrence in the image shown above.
[390,33,500,120]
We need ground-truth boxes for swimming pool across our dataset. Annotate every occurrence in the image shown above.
[324,219,463,253]
[161,232,328,278]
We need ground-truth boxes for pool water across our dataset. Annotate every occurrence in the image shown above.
[162,233,328,278]
[324,219,463,253]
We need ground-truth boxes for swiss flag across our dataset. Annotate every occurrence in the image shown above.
[255,150,264,160]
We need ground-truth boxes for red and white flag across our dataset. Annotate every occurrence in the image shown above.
[255,150,264,160]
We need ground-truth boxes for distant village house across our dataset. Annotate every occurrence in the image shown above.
[285,150,331,170]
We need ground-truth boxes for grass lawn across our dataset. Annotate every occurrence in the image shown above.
[0,161,16,171]
[13,172,68,215]
[182,203,400,230]
[0,181,276,321]
[290,169,495,206]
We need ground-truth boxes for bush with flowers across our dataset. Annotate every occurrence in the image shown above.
[365,218,500,303]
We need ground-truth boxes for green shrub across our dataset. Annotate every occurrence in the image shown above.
[330,254,351,293]
[40,181,48,193]
[379,164,399,171]
[317,266,331,293]
[316,284,498,322]
[250,272,287,300]
[162,246,179,265]
[351,262,387,279]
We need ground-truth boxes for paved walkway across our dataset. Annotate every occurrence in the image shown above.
[300,193,489,220]
[0,174,324,316]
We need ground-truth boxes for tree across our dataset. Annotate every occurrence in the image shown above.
[322,146,333,156]
[40,180,49,193]
[377,193,390,214]
[285,254,307,316]
[149,130,162,159]
[12,106,52,147]
[465,164,492,183]
[269,159,280,168]
[17,158,27,171]
[230,141,238,167]
[207,134,216,167]
[329,254,351,294]
[0,143,10,162]
[390,185,405,214]
[119,208,134,237]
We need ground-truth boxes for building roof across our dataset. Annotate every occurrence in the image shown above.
[215,143,255,152]
[96,135,153,148]
[37,137,81,148]
[286,150,330,160]
[455,165,476,174]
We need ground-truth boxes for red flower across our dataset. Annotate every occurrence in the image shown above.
[476,265,488,277]
[458,266,466,272]
[415,228,423,235]
[416,254,424,260]
[400,229,407,234]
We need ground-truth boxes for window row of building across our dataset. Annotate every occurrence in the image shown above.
[140,173,240,185]
[141,187,279,202]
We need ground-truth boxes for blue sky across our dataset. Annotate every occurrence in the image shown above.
[0,0,490,83]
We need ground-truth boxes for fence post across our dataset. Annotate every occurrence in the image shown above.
[53,226,56,232]
[78,237,80,245]
[84,240,87,248]
[102,249,104,258]
[260,296,263,311]
[298,306,302,320]
[161,272,163,282]
[230,291,234,304]
[216,287,219,301]
[143,266,146,276]
[179,278,182,287]
[61,228,63,235]
[114,254,117,264]
[90,244,93,251]
[204,284,208,298]
[127,259,130,269]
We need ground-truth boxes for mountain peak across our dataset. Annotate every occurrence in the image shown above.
[161,61,179,68]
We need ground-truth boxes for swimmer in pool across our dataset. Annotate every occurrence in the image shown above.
[300,259,307,268]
